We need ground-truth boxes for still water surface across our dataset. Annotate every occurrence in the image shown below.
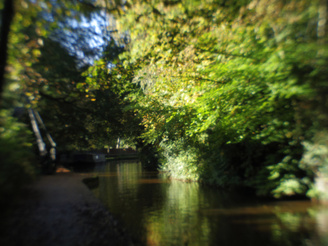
[92,160,328,246]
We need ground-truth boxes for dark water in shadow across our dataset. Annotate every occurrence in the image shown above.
[92,160,328,246]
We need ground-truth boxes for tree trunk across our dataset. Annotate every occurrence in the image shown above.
[0,0,14,103]
[318,0,328,41]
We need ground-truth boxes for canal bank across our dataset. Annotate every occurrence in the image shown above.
[0,167,137,246]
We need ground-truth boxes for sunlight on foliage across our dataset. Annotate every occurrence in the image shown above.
[113,0,328,197]
[301,131,328,199]
[2,0,327,199]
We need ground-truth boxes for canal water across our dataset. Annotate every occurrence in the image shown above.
[91,160,328,246]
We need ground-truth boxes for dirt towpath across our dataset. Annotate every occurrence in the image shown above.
[0,168,136,246]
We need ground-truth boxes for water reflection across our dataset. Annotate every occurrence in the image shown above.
[93,161,328,246]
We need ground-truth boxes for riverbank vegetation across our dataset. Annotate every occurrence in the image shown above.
[107,0,328,198]
[0,110,36,201]
[1,0,327,200]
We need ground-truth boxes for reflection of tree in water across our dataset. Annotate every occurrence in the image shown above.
[94,161,328,246]
[144,180,211,246]
[115,161,143,193]
[274,206,328,246]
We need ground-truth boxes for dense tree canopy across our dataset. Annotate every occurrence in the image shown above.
[96,0,327,198]
[1,0,134,150]
[0,0,131,195]
[1,0,327,199]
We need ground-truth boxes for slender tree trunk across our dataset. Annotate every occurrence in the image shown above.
[0,0,14,103]
[116,137,120,149]
[28,108,47,157]
[318,0,328,41]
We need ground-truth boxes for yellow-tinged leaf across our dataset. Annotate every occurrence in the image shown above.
[32,49,41,57]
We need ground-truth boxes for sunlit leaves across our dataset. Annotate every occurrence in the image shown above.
[113,0,328,197]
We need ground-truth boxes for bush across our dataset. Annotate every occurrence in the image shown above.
[159,138,202,182]
[300,130,328,199]
[0,110,37,202]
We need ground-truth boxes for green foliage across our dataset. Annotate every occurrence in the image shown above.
[79,60,143,149]
[2,0,326,199]
[0,110,36,201]
[115,0,328,198]
[300,130,328,199]
[2,0,126,152]
[301,131,328,175]
[159,138,202,181]
[27,37,99,150]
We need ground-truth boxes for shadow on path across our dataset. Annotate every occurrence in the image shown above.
[0,167,137,246]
